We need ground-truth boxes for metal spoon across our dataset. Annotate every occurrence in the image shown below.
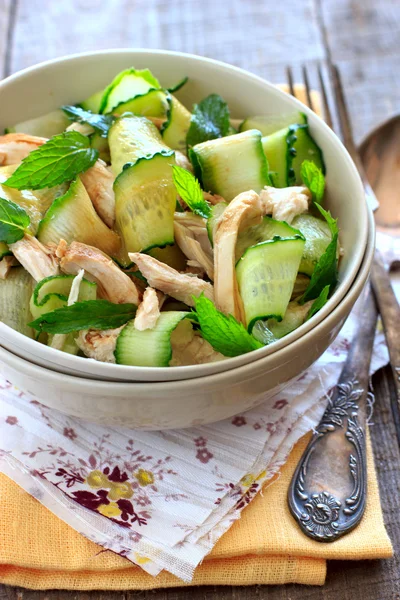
[288,64,400,541]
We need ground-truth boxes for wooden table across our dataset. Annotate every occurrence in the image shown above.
[0,0,399,598]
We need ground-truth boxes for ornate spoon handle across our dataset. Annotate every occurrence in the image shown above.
[288,286,378,542]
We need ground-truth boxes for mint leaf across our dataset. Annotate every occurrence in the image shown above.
[302,205,339,302]
[306,285,330,320]
[301,160,325,204]
[0,197,30,243]
[172,165,211,218]
[167,76,188,94]
[62,105,115,137]
[193,294,263,357]
[29,299,136,334]
[186,94,231,148]
[4,131,99,190]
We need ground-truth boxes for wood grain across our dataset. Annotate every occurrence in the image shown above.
[0,0,12,78]
[1,0,400,598]
[318,0,400,142]
[9,0,324,74]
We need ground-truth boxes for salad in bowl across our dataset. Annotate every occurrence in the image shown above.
[0,66,338,369]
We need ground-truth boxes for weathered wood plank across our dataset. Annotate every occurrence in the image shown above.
[318,0,400,142]
[320,0,400,61]
[9,0,324,75]
[0,0,12,78]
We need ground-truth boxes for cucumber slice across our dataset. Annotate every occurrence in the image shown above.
[0,165,67,235]
[5,109,70,137]
[112,88,169,118]
[149,244,187,271]
[207,202,227,246]
[239,112,306,136]
[109,115,173,176]
[266,300,311,338]
[99,68,160,114]
[48,332,81,355]
[114,153,176,253]
[115,311,190,366]
[292,214,332,276]
[236,237,305,331]
[0,241,11,259]
[30,274,96,320]
[0,267,34,337]
[289,125,326,185]
[262,124,325,188]
[161,94,192,152]
[261,126,292,187]
[189,130,271,202]
[80,90,103,113]
[37,177,121,256]
[91,132,110,163]
[235,216,303,262]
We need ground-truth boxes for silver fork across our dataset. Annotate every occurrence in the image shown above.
[287,63,395,542]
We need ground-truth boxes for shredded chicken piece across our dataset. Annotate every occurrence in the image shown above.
[214,190,263,322]
[260,186,311,224]
[174,221,214,280]
[129,252,214,307]
[0,133,46,165]
[185,261,206,277]
[57,240,140,305]
[76,326,124,363]
[134,287,161,331]
[173,212,213,259]
[9,234,59,281]
[80,159,116,228]
[175,151,193,172]
[169,320,225,366]
[0,256,18,279]
[202,190,226,205]
[66,122,95,136]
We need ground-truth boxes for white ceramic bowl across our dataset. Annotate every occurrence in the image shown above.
[0,50,368,382]
[0,206,374,430]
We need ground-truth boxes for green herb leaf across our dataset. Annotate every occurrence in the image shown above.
[301,205,339,302]
[0,197,30,243]
[172,165,211,218]
[167,76,189,94]
[193,294,263,357]
[186,94,231,148]
[4,131,99,190]
[301,160,325,204]
[62,105,115,137]
[28,299,136,334]
[306,284,330,320]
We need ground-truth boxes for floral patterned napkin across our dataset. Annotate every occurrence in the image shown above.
[0,297,389,582]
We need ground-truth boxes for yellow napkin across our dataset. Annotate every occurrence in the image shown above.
[0,432,392,590]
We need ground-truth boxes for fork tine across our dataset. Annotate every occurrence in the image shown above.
[302,65,315,112]
[330,64,375,192]
[317,65,333,129]
[286,66,296,98]
[330,64,358,157]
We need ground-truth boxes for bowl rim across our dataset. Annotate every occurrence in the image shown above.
[0,204,375,392]
[0,48,368,380]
